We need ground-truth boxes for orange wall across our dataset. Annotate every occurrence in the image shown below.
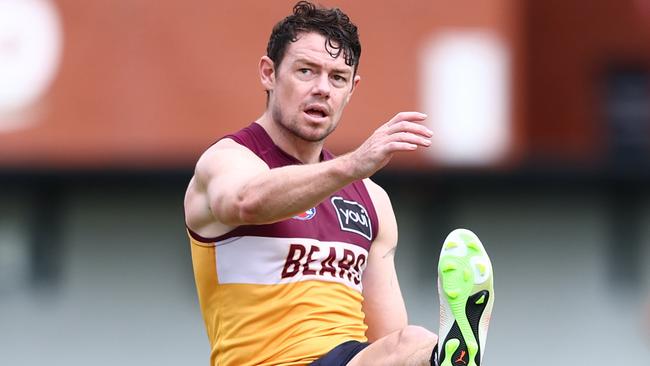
[525,0,650,164]
[0,0,521,169]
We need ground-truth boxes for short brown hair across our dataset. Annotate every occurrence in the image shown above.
[266,1,361,74]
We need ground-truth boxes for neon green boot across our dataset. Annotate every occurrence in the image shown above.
[437,229,494,366]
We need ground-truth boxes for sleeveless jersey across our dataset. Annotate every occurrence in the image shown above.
[188,123,379,366]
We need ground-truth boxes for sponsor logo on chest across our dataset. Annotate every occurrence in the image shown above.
[331,196,372,240]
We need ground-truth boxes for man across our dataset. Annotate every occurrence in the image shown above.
[184,2,493,365]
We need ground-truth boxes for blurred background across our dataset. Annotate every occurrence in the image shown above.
[1,0,649,364]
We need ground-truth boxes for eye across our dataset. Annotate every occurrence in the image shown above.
[331,74,348,87]
[298,68,312,75]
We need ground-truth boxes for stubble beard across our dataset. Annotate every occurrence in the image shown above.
[271,103,336,143]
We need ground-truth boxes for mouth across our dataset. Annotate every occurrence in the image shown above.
[303,105,330,120]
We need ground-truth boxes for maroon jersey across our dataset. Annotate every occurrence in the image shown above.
[197,122,379,250]
[187,122,379,366]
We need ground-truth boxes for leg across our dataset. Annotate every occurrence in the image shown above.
[347,325,438,366]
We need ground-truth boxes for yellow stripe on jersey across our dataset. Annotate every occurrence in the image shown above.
[189,234,368,366]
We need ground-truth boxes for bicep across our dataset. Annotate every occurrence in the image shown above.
[196,139,269,225]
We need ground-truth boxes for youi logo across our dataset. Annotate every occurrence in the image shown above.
[331,197,372,240]
[293,207,317,221]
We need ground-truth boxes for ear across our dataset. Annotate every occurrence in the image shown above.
[259,56,276,91]
[346,74,361,102]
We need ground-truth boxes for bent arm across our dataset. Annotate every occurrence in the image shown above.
[185,138,360,236]
[361,179,408,342]
[185,112,432,235]
[206,139,358,226]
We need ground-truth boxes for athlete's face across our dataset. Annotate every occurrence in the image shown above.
[262,32,360,142]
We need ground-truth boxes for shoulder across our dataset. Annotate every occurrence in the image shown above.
[194,138,263,181]
[184,137,268,236]
[196,138,246,167]
[363,178,392,211]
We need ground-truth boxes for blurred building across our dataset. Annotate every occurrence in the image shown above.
[1,0,649,364]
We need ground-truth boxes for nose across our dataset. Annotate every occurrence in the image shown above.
[311,73,330,97]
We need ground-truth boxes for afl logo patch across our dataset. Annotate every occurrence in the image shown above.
[293,207,317,221]
[331,197,372,240]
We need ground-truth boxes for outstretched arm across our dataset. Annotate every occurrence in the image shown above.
[184,112,432,236]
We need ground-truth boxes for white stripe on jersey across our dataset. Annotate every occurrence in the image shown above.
[215,236,369,292]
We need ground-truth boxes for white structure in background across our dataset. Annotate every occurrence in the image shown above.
[420,31,511,166]
[0,0,63,131]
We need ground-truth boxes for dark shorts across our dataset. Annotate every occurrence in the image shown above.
[309,340,369,366]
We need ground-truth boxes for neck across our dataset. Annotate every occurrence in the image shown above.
[256,112,324,164]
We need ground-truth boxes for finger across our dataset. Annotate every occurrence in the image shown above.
[389,132,432,147]
[386,141,419,152]
[386,111,428,126]
[387,121,433,137]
